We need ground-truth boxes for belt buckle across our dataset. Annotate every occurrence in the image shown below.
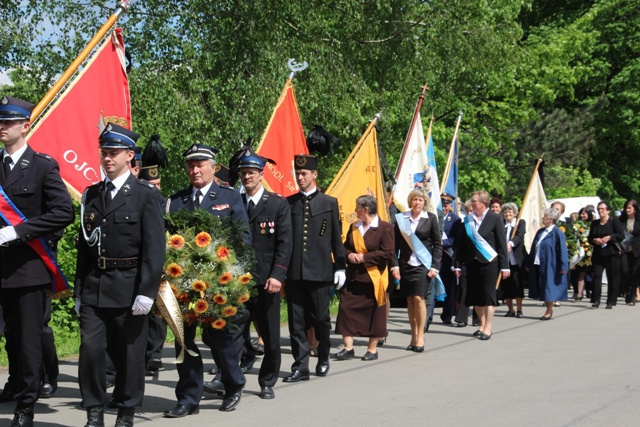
[98,257,107,269]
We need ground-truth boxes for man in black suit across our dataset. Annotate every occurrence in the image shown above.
[164,144,249,417]
[75,124,166,427]
[454,190,509,341]
[283,154,346,382]
[440,194,462,325]
[0,95,74,427]
[233,147,292,399]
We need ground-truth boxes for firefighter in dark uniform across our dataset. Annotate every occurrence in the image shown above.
[163,144,249,417]
[233,147,292,399]
[283,154,346,383]
[0,96,74,427]
[75,124,166,427]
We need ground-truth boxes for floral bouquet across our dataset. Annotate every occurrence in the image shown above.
[573,220,592,267]
[159,209,256,335]
[558,221,581,269]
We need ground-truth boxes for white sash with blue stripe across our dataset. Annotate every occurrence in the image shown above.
[464,214,497,262]
[396,213,446,300]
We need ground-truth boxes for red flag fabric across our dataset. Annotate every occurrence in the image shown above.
[27,29,131,199]
[256,80,308,197]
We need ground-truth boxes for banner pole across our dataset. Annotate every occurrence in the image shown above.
[30,1,131,122]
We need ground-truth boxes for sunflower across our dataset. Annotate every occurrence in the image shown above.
[169,234,185,249]
[213,294,227,305]
[222,305,237,316]
[212,318,227,329]
[167,263,183,278]
[191,280,207,292]
[194,299,209,314]
[195,231,212,248]
[237,293,250,303]
[216,246,230,261]
[239,273,253,285]
[218,272,232,285]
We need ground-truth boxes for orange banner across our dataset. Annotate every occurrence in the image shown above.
[256,80,308,197]
[27,29,131,199]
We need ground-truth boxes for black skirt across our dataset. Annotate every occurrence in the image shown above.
[400,264,430,298]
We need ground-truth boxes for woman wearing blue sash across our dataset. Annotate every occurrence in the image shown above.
[454,191,510,340]
[391,189,442,352]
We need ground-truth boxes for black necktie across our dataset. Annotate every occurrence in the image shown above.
[105,182,115,207]
[3,157,12,178]
[248,200,255,217]
[194,190,202,208]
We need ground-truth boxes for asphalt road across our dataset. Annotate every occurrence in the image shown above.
[1,296,639,426]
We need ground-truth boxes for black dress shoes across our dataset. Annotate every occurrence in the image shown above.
[406,345,416,351]
[540,314,552,320]
[472,330,482,337]
[0,388,16,403]
[115,408,135,427]
[605,304,613,309]
[219,388,243,412]
[259,386,275,399]
[11,405,34,427]
[163,404,199,418]
[84,406,104,427]
[454,322,467,327]
[361,351,378,361]
[40,381,57,399]
[203,379,225,394]
[240,359,255,373]
[516,311,524,318]
[478,332,492,341]
[283,370,310,383]
[412,346,424,353]
[315,361,330,377]
[504,311,515,317]
[147,358,163,370]
[592,302,600,309]
[334,348,355,360]
[208,365,219,375]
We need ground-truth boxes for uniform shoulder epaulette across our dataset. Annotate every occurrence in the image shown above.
[270,192,285,199]
[218,184,236,192]
[33,152,52,160]
[136,178,156,189]
[169,188,189,200]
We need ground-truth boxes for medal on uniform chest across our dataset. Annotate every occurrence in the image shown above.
[260,222,267,234]
[268,221,275,234]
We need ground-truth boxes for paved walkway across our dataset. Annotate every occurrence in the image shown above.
[1,297,639,426]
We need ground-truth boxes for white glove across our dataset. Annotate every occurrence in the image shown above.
[334,269,346,290]
[0,226,17,245]
[131,295,154,315]
[75,298,81,316]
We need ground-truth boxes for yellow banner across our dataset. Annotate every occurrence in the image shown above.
[326,126,389,240]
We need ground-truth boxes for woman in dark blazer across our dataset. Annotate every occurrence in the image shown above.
[527,208,568,319]
[454,191,510,340]
[335,195,395,361]
[618,199,640,305]
[589,201,625,309]
[501,203,526,318]
[391,189,442,352]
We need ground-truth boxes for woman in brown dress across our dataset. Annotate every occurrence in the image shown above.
[334,195,395,361]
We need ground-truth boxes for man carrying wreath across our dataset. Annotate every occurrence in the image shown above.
[164,144,249,416]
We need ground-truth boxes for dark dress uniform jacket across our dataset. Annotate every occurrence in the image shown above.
[246,191,292,285]
[287,191,346,281]
[0,146,74,288]
[75,175,166,307]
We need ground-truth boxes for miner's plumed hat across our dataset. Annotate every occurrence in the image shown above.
[182,143,217,161]
[294,154,317,171]
[99,123,140,149]
[0,95,35,121]
[139,134,168,181]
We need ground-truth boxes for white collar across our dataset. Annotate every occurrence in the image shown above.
[105,170,131,191]
[2,144,28,166]
[247,186,265,205]
[192,181,214,198]
[301,187,317,197]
